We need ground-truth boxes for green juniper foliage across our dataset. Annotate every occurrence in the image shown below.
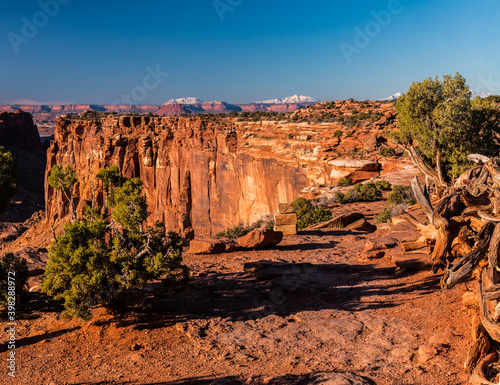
[0,147,18,212]
[334,182,384,204]
[292,197,332,229]
[42,167,188,320]
[376,185,416,223]
[393,73,500,183]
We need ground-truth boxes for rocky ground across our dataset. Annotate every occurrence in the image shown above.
[1,198,473,385]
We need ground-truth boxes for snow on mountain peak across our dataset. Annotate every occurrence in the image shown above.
[378,92,402,101]
[256,94,320,104]
[164,97,202,105]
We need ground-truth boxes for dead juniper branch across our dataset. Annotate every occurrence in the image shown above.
[441,222,495,289]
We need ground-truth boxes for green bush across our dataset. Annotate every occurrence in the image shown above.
[333,130,343,138]
[0,147,18,212]
[216,225,249,239]
[0,254,29,309]
[338,178,350,186]
[374,180,392,190]
[345,130,354,138]
[379,147,396,157]
[292,197,332,229]
[334,182,383,204]
[376,185,416,223]
[42,167,188,320]
[265,220,275,230]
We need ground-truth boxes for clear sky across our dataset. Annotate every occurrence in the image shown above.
[1,0,500,105]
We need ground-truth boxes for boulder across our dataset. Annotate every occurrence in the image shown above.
[188,239,226,254]
[237,229,283,249]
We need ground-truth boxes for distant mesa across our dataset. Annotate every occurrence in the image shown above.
[256,94,320,104]
[164,97,202,105]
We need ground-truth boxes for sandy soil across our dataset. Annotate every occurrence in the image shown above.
[1,200,473,385]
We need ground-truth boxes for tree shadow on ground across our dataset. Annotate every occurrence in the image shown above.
[0,326,79,353]
[103,259,441,331]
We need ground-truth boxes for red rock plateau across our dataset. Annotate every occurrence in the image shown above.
[44,100,407,240]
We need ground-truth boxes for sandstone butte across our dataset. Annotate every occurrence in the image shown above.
[41,99,405,242]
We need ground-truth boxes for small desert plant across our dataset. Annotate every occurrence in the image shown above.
[376,185,416,223]
[379,147,396,157]
[374,180,392,190]
[216,225,249,239]
[265,220,275,230]
[333,130,343,138]
[338,178,351,186]
[345,130,354,138]
[334,182,383,204]
[292,197,332,229]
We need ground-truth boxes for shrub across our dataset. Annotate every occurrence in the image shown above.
[0,254,29,309]
[338,178,350,186]
[216,225,249,239]
[334,182,383,204]
[292,197,332,229]
[374,180,392,190]
[0,147,18,212]
[345,130,353,138]
[42,167,188,320]
[333,130,343,138]
[265,220,275,230]
[379,147,396,157]
[376,185,416,223]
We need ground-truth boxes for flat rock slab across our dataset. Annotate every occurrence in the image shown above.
[308,212,364,230]
[391,253,433,270]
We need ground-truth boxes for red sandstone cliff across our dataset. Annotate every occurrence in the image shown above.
[45,116,315,238]
[44,101,404,239]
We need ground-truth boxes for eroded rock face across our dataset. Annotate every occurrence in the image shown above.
[45,116,312,238]
[45,109,408,238]
[0,110,40,150]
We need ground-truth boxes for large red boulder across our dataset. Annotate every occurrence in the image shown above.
[237,229,283,249]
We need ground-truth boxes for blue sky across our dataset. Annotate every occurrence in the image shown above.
[1,0,500,104]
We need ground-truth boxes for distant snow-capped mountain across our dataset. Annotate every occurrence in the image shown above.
[164,97,202,105]
[256,94,320,104]
[379,92,402,101]
[470,90,492,99]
